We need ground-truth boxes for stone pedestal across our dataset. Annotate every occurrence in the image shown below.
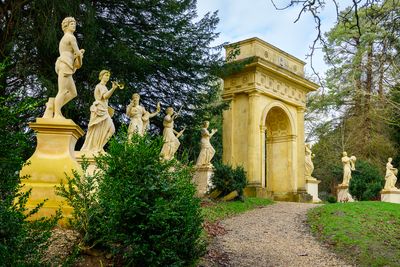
[337,184,354,202]
[305,178,321,203]
[381,190,400,204]
[193,165,213,197]
[20,118,84,219]
[75,151,102,177]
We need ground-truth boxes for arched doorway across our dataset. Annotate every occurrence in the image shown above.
[263,106,296,197]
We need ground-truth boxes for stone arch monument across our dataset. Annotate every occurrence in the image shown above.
[222,37,319,201]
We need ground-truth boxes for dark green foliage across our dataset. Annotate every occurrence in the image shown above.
[211,163,247,197]
[0,181,60,266]
[349,160,384,201]
[2,1,224,153]
[0,60,60,266]
[66,132,205,266]
[326,195,337,203]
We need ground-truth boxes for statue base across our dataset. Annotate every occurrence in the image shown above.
[336,184,354,202]
[381,189,400,204]
[19,118,84,222]
[193,165,213,197]
[75,151,103,176]
[305,178,322,203]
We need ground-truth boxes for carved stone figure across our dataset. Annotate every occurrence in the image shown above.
[42,97,55,118]
[196,121,217,167]
[54,17,85,119]
[81,70,121,153]
[305,143,315,179]
[340,152,356,186]
[126,93,160,139]
[384,157,398,190]
[160,107,185,160]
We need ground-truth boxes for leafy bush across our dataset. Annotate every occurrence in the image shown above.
[349,160,384,201]
[326,195,337,203]
[0,60,59,266]
[211,163,247,197]
[0,174,60,266]
[62,133,204,266]
[56,157,101,247]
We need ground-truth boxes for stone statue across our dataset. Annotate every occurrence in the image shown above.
[126,93,160,139]
[196,121,217,167]
[54,17,85,119]
[305,143,315,180]
[42,98,55,118]
[384,157,398,190]
[160,107,185,160]
[81,70,121,153]
[340,151,356,186]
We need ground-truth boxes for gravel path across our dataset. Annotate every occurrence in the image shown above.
[202,202,351,267]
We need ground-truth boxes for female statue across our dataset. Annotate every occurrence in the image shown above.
[341,151,356,186]
[81,70,120,152]
[384,158,398,190]
[54,17,85,119]
[196,121,217,167]
[160,107,185,160]
[126,93,160,139]
[304,143,315,179]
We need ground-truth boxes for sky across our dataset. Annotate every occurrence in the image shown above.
[196,0,340,77]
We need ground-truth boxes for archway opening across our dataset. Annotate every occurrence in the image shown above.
[265,106,293,194]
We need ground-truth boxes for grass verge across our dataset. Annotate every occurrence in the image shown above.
[202,197,273,223]
[307,202,400,267]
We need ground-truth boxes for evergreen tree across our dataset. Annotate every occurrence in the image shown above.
[2,0,224,154]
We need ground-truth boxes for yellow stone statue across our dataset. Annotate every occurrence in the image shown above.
[304,143,315,180]
[196,121,217,167]
[54,17,85,119]
[340,152,356,186]
[126,93,160,139]
[160,107,185,160]
[384,157,398,190]
[81,70,121,153]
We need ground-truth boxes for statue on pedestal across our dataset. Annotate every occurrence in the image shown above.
[340,151,356,186]
[81,70,122,153]
[305,143,315,180]
[160,107,185,160]
[54,17,85,119]
[196,121,217,167]
[126,93,160,139]
[384,157,398,190]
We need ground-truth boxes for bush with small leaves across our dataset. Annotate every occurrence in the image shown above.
[349,160,384,201]
[66,132,205,266]
[211,163,247,198]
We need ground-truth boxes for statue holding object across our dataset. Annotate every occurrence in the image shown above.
[54,17,85,119]
[196,121,217,167]
[384,157,398,190]
[340,151,356,186]
[81,70,122,153]
[126,93,161,139]
[160,107,185,160]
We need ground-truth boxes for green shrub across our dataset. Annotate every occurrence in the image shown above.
[211,163,247,197]
[349,160,384,201]
[326,195,337,203]
[56,157,101,247]
[71,133,204,266]
[0,175,60,266]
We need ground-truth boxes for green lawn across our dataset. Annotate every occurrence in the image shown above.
[201,197,273,222]
[308,202,400,267]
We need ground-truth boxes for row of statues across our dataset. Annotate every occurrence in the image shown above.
[45,17,217,166]
[306,144,398,191]
[78,70,216,165]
